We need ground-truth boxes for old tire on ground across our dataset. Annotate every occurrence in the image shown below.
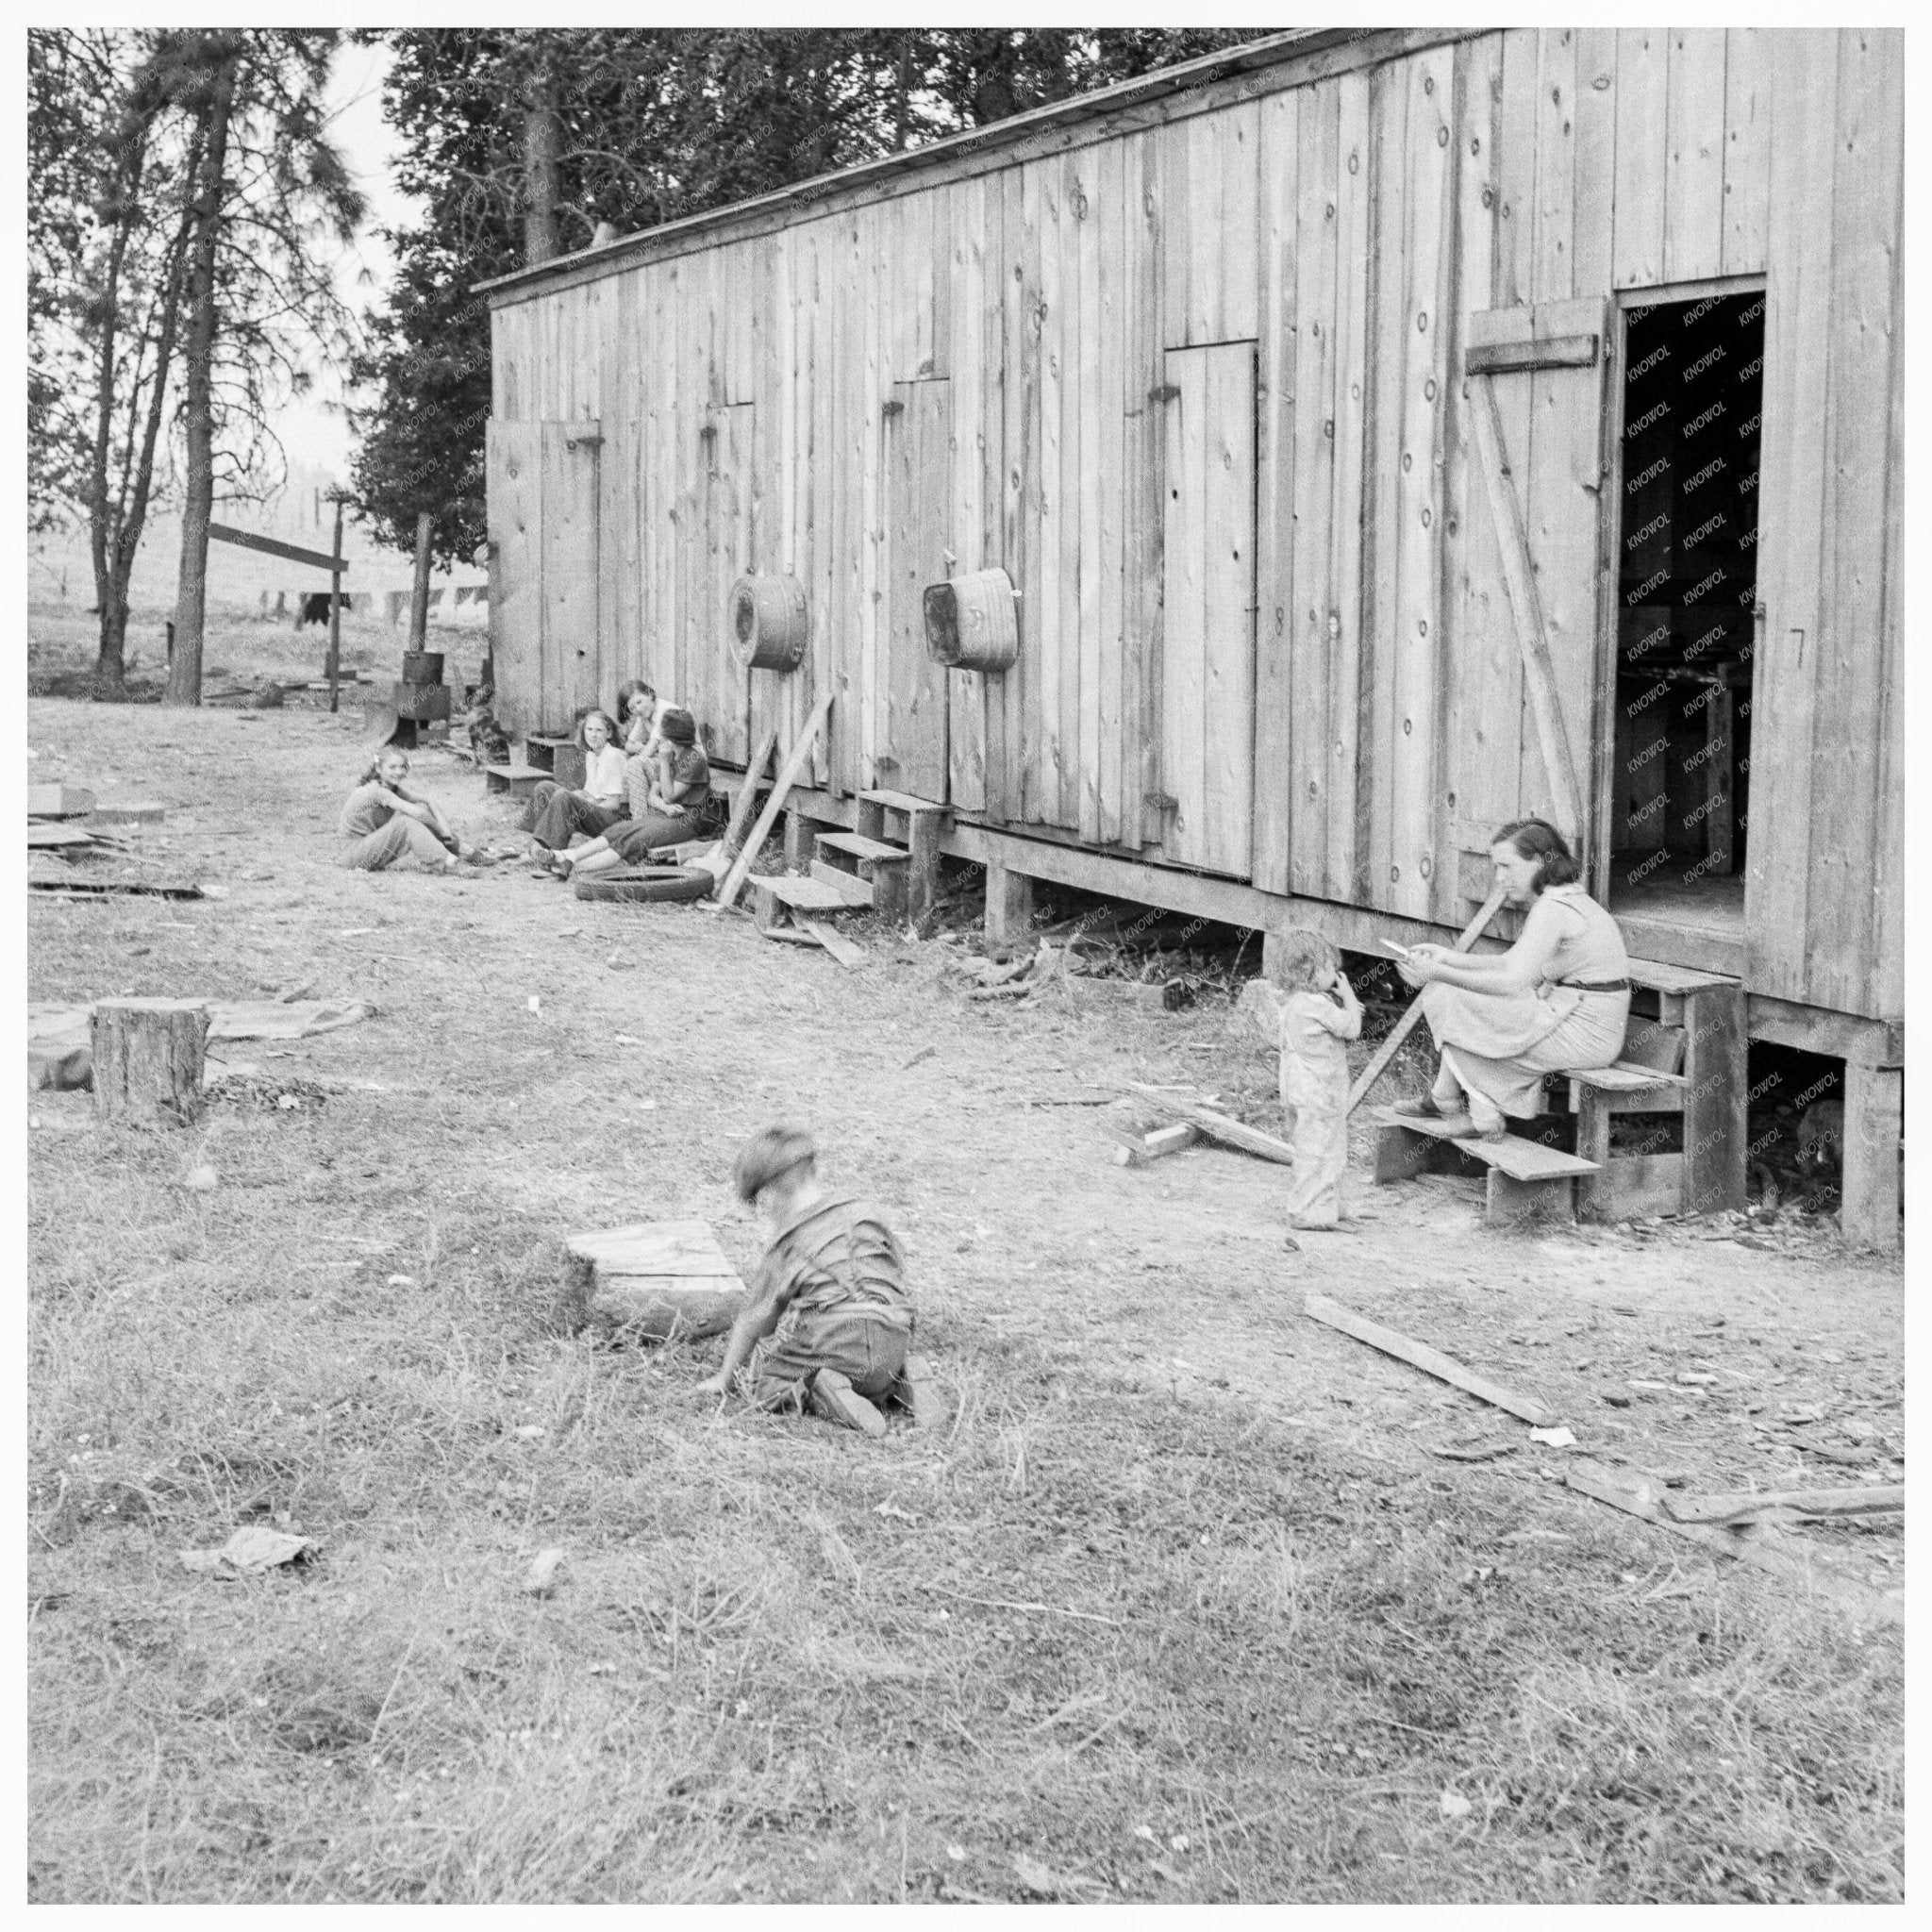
[573,865,713,906]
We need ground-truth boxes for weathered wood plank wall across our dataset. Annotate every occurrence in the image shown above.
[488,25,1900,1022]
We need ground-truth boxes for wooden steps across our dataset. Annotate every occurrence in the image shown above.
[807,859,875,907]
[858,787,947,817]
[747,874,856,915]
[816,831,908,866]
[483,761,549,797]
[1372,1107,1599,1225]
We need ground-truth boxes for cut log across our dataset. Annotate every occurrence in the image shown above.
[713,695,835,909]
[561,1220,750,1341]
[91,998,210,1126]
[1303,1292,1554,1425]
[1121,1081,1295,1167]
[1109,1122,1200,1167]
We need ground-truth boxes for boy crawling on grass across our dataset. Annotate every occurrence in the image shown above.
[694,1125,935,1439]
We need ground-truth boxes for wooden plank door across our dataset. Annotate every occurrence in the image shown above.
[538,420,601,732]
[685,404,753,766]
[1448,298,1610,891]
[486,420,542,737]
[1158,342,1257,877]
[880,378,953,802]
[597,419,646,713]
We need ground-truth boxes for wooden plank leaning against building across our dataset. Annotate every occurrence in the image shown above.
[482,25,1902,1073]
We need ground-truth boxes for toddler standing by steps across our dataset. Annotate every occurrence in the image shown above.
[1273,928,1364,1247]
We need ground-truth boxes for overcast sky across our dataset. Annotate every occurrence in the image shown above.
[284,34,423,481]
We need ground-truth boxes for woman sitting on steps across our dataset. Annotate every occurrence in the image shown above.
[1392,819,1630,1141]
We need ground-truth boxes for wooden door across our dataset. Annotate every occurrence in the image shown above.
[486,420,541,736]
[1158,342,1257,877]
[1449,298,1610,893]
[881,378,953,802]
[679,404,753,766]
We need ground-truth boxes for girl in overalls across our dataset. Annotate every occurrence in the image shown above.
[1274,928,1363,1247]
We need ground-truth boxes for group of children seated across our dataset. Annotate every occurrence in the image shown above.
[336,678,720,881]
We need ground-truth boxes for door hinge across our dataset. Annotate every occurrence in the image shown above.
[566,433,604,453]
[882,398,906,419]
[1148,383,1181,405]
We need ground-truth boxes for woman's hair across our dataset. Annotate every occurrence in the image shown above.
[357,748,409,787]
[1492,818,1580,891]
[577,708,619,748]
[1270,926,1341,995]
[616,679,655,721]
[659,707,697,747]
[733,1124,817,1204]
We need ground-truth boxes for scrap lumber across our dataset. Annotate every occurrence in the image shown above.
[1565,1463,1902,1625]
[1303,1292,1554,1426]
[1346,882,1510,1114]
[1122,1080,1295,1167]
[1110,1122,1200,1167]
[712,696,834,909]
[799,918,865,971]
[561,1220,749,1341]
[715,725,781,868]
[27,876,202,899]
[1662,1484,1903,1526]
[27,824,100,849]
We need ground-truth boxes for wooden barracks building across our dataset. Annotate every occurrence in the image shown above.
[479,26,1903,1241]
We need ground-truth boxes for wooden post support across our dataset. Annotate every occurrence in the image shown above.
[325,498,345,715]
[783,809,817,874]
[712,693,835,909]
[1678,981,1747,1216]
[984,857,1034,946]
[91,999,210,1126]
[1840,1059,1903,1250]
[907,807,943,928]
[408,508,433,651]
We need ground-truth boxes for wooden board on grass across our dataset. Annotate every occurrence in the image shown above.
[1304,1292,1554,1425]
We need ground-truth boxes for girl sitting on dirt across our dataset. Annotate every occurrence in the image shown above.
[339,747,475,873]
[551,708,716,880]
[521,708,627,857]
[1274,927,1363,1246]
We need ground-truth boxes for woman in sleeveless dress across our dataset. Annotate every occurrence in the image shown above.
[1393,819,1630,1140]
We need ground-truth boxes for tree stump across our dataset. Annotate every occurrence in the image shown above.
[560,1221,749,1341]
[91,999,210,1125]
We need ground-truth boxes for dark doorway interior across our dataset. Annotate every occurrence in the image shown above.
[1607,291,1765,932]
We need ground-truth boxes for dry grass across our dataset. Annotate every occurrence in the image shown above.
[25,616,1905,1904]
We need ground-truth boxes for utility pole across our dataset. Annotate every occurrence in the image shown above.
[325,491,347,713]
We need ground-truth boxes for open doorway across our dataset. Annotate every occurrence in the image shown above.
[1607,288,1765,937]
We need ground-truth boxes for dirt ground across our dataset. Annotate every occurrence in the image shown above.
[25,642,1905,1904]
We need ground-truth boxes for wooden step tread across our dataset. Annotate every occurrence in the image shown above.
[747,874,858,912]
[816,831,908,864]
[1567,1059,1690,1091]
[1624,958,1740,995]
[1373,1108,1600,1181]
[808,859,875,906]
[483,762,550,785]
[858,788,947,815]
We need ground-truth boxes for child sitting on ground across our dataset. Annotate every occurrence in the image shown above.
[694,1125,936,1439]
[1274,928,1364,1247]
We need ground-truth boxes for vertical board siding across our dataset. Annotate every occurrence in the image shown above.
[1745,33,1839,1004]
[1611,31,1668,288]
[1324,70,1372,903]
[1251,86,1302,895]
[1804,30,1902,1017]
[1286,79,1341,898]
[1532,28,1577,305]
[1436,32,1509,922]
[1720,30,1773,275]
[485,28,1898,1024]
[1663,30,1728,285]
[1390,47,1456,920]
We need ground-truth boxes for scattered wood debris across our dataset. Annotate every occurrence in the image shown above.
[1303,1293,1555,1426]
[1120,1081,1295,1168]
[1109,1122,1200,1167]
[1661,1484,1903,1527]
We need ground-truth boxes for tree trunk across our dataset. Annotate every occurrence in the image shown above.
[523,54,560,268]
[165,44,239,708]
[408,508,433,648]
[92,998,209,1126]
